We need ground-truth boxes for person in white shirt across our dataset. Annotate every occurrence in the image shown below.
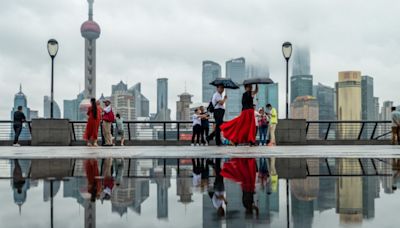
[208,85,227,146]
[391,107,400,145]
[192,108,206,146]
[208,158,227,217]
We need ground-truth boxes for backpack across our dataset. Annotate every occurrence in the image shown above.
[259,115,268,127]
[207,101,215,113]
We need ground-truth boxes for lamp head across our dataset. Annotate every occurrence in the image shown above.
[282,41,292,60]
[47,39,58,58]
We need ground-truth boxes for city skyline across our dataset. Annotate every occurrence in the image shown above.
[1,0,400,119]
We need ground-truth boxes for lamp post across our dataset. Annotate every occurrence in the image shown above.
[47,39,59,119]
[282,42,292,119]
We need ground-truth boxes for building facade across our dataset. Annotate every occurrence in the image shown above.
[225,57,246,119]
[43,95,61,118]
[361,76,375,121]
[154,78,171,121]
[315,83,335,138]
[63,92,85,120]
[111,81,136,121]
[291,75,313,102]
[176,92,193,121]
[202,61,221,103]
[290,96,319,121]
[336,71,362,139]
[255,83,279,113]
[128,83,150,118]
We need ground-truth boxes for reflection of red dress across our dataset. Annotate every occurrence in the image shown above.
[220,109,256,144]
[84,159,101,196]
[83,106,102,141]
[221,158,256,192]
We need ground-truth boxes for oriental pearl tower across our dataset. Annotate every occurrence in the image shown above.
[79,0,101,113]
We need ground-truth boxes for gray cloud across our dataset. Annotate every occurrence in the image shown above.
[1,0,400,118]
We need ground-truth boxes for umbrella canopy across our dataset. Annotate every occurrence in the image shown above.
[242,77,274,85]
[209,78,239,89]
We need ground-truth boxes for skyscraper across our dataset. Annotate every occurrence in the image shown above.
[373,97,380,122]
[154,78,171,121]
[63,92,85,120]
[361,76,375,120]
[291,75,313,102]
[380,100,393,121]
[336,71,362,139]
[291,46,313,103]
[176,92,193,121]
[43,95,61,118]
[128,83,150,118]
[111,81,136,120]
[256,83,279,113]
[225,57,245,119]
[290,96,319,121]
[315,83,335,138]
[81,0,101,99]
[202,61,221,102]
[10,85,31,140]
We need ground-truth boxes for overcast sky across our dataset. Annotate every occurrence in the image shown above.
[1,0,400,119]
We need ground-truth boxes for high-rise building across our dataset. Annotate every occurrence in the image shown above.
[43,96,61,118]
[10,85,31,140]
[373,97,380,122]
[63,92,85,120]
[292,46,311,76]
[291,75,313,102]
[154,78,171,121]
[202,61,221,102]
[256,83,279,113]
[81,0,101,99]
[30,110,39,119]
[111,81,136,121]
[336,71,362,138]
[361,76,375,120]
[315,83,335,138]
[290,96,319,121]
[128,83,150,118]
[225,57,246,119]
[380,100,393,121]
[176,92,193,121]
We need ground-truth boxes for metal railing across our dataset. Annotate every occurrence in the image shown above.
[305,120,391,140]
[0,120,392,142]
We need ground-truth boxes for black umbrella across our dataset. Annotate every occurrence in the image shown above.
[210,78,240,89]
[242,77,274,85]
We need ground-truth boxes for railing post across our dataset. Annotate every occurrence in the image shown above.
[357,122,365,140]
[163,122,167,141]
[177,122,180,141]
[324,122,331,140]
[127,123,131,141]
[71,122,77,141]
[305,122,310,135]
[370,122,378,140]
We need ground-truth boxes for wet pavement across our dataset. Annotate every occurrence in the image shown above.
[1,157,400,227]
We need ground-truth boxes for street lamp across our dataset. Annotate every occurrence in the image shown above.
[282,42,292,119]
[47,39,58,119]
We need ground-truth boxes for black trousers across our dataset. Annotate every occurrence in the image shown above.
[192,125,202,144]
[201,125,209,144]
[13,123,23,144]
[209,109,225,145]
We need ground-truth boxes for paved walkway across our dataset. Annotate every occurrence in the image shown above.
[0,145,399,159]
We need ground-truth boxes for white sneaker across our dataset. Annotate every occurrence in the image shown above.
[259,142,262,146]
[196,143,200,146]
[205,143,209,146]
[191,143,194,146]
[13,144,20,147]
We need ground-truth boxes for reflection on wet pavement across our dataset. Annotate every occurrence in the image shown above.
[0,157,399,228]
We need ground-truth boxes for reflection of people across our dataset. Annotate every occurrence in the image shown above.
[13,160,25,194]
[220,84,258,145]
[84,159,101,201]
[221,158,259,215]
[208,158,227,217]
[84,98,102,147]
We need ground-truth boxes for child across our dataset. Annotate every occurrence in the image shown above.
[257,108,269,146]
[199,106,210,146]
[191,108,203,146]
[115,113,125,146]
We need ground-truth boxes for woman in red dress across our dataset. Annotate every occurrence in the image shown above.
[221,158,259,215]
[220,84,258,145]
[83,98,102,146]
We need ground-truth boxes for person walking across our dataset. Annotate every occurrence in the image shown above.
[200,106,210,146]
[391,107,400,145]
[102,99,115,146]
[266,104,278,146]
[220,84,258,146]
[208,85,227,146]
[83,98,102,147]
[258,108,269,146]
[13,106,26,146]
[115,113,125,146]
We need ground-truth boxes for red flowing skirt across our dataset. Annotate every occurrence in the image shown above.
[83,116,101,141]
[220,109,256,144]
[221,158,257,192]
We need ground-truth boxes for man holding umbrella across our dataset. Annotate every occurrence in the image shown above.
[208,85,227,146]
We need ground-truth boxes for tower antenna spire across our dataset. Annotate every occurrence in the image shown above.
[88,0,94,20]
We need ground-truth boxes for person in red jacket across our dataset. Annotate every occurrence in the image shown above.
[102,99,115,146]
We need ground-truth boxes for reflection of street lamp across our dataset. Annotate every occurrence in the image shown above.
[282,42,292,119]
[47,39,59,119]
